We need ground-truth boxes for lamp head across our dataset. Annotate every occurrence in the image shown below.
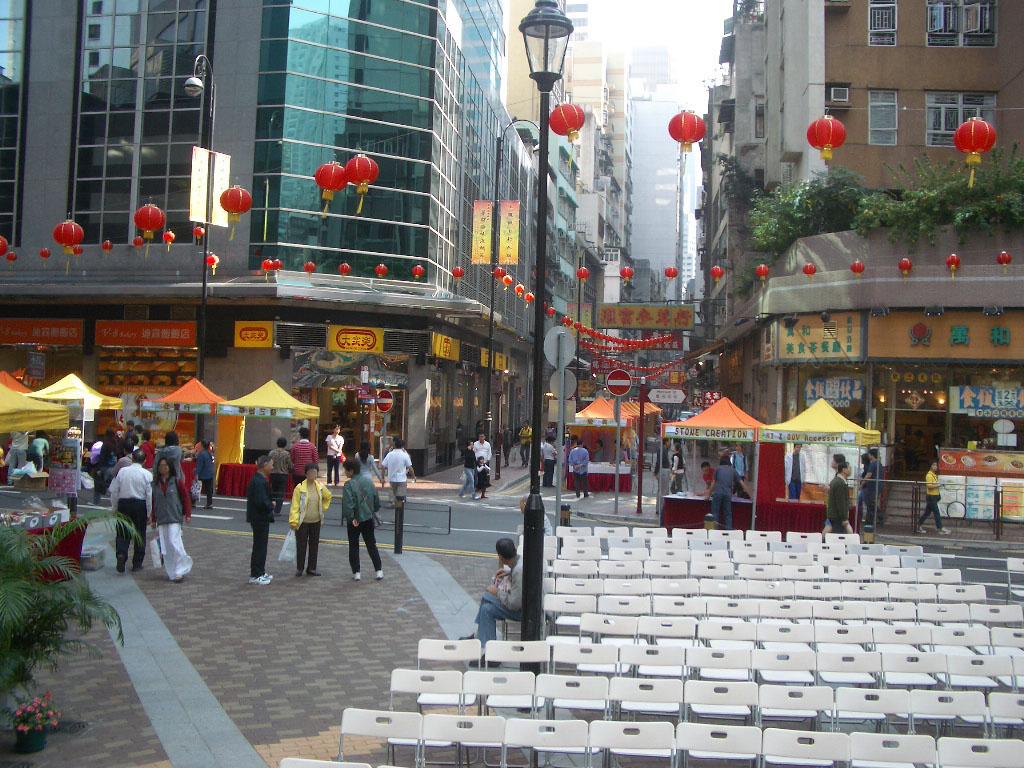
[184,75,205,98]
[519,0,573,91]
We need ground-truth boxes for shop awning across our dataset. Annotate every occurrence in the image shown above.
[0,386,69,432]
[662,396,764,442]
[29,373,123,410]
[0,371,31,393]
[569,398,626,428]
[760,397,881,446]
[140,377,225,414]
[218,380,320,420]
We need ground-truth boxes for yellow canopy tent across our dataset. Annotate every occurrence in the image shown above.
[217,381,319,465]
[0,386,69,432]
[29,374,123,411]
[760,397,881,446]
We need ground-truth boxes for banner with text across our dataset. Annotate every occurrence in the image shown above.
[597,303,695,330]
[189,147,231,226]
[471,201,492,264]
[498,201,520,264]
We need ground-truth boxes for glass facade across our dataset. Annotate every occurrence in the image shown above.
[0,0,25,243]
[72,0,208,243]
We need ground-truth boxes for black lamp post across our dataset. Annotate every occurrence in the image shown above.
[519,0,573,645]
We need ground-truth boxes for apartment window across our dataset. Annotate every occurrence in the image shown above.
[754,104,765,139]
[926,92,995,146]
[927,1,996,47]
[869,0,897,46]
[869,91,897,145]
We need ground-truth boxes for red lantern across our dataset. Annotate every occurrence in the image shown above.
[452,266,465,281]
[162,230,176,251]
[193,226,205,240]
[953,118,996,188]
[205,253,220,275]
[412,264,426,280]
[261,258,272,280]
[802,263,817,279]
[668,111,707,152]
[547,306,556,317]
[572,322,581,331]
[524,291,535,304]
[502,274,513,290]
[133,204,165,240]
[997,250,1012,273]
[898,257,913,278]
[755,264,770,283]
[132,236,144,248]
[850,260,865,278]
[549,104,586,142]
[374,263,388,278]
[561,316,573,327]
[272,259,283,271]
[946,252,961,279]
[338,262,351,276]
[314,161,347,217]
[0,235,6,259]
[806,115,847,160]
[219,185,253,239]
[101,239,113,253]
[710,265,724,282]
[514,283,525,296]
[39,248,50,262]
[620,266,634,282]
[493,267,506,280]
[302,261,316,276]
[344,154,379,214]
[664,266,678,280]
[576,266,589,281]
[5,250,14,265]
[53,219,84,255]
[72,245,83,256]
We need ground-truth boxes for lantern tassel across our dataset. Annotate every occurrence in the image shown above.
[322,201,329,218]
[230,224,236,241]
[951,269,956,281]
[144,243,150,259]
[968,167,975,188]
[211,264,217,276]
[64,259,69,276]
[166,242,171,253]
[356,194,365,215]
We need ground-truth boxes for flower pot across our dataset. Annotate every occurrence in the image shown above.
[13,727,46,753]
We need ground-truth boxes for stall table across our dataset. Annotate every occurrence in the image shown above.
[755,498,859,534]
[217,463,294,497]
[663,494,753,531]
[566,462,632,493]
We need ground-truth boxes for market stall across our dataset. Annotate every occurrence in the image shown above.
[215,381,319,497]
[566,398,632,492]
[661,397,764,531]
[757,398,881,533]
[0,370,32,393]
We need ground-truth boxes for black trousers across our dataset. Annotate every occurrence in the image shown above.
[200,478,213,507]
[326,456,340,484]
[270,473,288,517]
[543,459,555,487]
[115,498,148,567]
[347,518,382,574]
[249,521,269,578]
[295,520,321,573]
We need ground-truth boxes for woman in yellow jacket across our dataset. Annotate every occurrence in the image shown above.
[289,462,332,577]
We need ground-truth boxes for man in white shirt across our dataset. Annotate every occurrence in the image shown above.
[325,425,344,487]
[380,437,415,504]
[784,443,807,500]
[109,449,153,573]
[472,432,492,466]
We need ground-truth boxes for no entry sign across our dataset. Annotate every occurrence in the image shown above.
[606,369,632,397]
[377,389,394,413]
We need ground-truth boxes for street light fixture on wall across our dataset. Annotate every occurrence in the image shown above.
[519,0,573,646]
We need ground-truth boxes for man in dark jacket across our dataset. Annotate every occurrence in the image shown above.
[246,455,274,585]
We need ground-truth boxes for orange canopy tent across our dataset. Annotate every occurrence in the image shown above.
[573,397,660,426]
[662,396,764,442]
[139,378,243,466]
[0,371,31,393]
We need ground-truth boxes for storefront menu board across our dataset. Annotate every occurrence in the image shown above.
[938,448,1024,477]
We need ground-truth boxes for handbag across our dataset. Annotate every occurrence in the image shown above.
[189,478,202,505]
[353,479,382,528]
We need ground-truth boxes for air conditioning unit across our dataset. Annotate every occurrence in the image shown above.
[828,86,850,103]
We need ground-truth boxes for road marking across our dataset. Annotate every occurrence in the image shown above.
[191,513,233,520]
[452,526,517,534]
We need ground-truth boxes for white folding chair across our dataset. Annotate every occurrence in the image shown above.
[559,535,602,549]
[986,692,1024,735]
[756,624,814,654]
[280,761,370,768]
[939,584,987,603]
[649,546,692,562]
[918,569,964,585]
[705,597,760,620]
[985,627,1024,656]
[418,638,481,669]
[873,624,932,653]
[597,594,651,617]
[544,593,596,634]
[834,686,911,730]
[551,559,599,579]
[390,669,466,711]
[825,533,860,544]
[640,615,699,648]
[338,708,422,765]
[501,717,588,766]
[607,676,685,719]
[620,642,686,678]
[881,652,946,688]
[732,550,774,565]
[421,714,505,767]
[677,722,760,766]
[813,601,868,627]
[551,641,622,676]
[771,541,809,555]
[701,580,749,600]
[484,640,549,668]
[933,625,991,655]
[559,546,602,561]
[608,547,648,562]
[935,736,1024,768]
[653,595,707,618]
[1007,557,1024,602]
[730,539,768,552]
[747,530,783,542]
[555,577,603,595]
[700,620,757,650]
[862,555,901,568]
[739,563,783,581]
[635,527,669,540]
[761,727,850,767]
[606,536,646,550]
[816,553,860,568]
[814,623,873,654]
[592,526,630,538]
[866,601,919,626]
[808,542,848,555]
[773,552,815,566]
[650,578,700,596]
[690,561,736,580]
[557,526,593,537]
[691,539,730,552]
[786,532,822,544]
[757,684,834,729]
[598,560,644,579]
[941,653,1012,690]
[673,527,708,541]
[971,603,1024,627]
[685,679,758,722]
[874,567,918,584]
[828,565,872,581]
[920,603,973,628]
[603,578,652,596]
[648,536,675,549]
[888,582,938,603]
[816,652,881,687]
[909,689,987,735]
[686,646,752,681]
[709,528,744,541]
[644,560,690,578]
[793,580,842,601]
[849,732,936,768]
[534,673,608,717]
[588,719,676,764]
[753,649,817,685]
[463,670,537,714]
[579,612,639,645]
[747,580,796,600]
[759,600,814,625]
[843,582,891,602]
[902,555,943,569]
[885,545,923,557]
[848,543,886,556]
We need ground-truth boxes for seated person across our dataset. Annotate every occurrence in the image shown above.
[461,537,523,666]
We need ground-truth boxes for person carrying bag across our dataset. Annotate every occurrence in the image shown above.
[341,458,383,581]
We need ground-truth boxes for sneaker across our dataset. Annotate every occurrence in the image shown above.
[375,570,383,581]
[939,528,952,535]
[249,574,272,585]
[917,527,927,534]
[353,572,361,581]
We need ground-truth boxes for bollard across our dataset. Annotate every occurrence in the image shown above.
[704,512,717,531]
[560,504,571,528]
[394,496,405,554]
[862,523,875,544]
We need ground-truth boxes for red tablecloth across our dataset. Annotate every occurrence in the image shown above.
[180,462,194,489]
[756,499,860,533]
[28,523,86,582]
[216,463,294,497]
[566,472,632,492]
[663,496,753,531]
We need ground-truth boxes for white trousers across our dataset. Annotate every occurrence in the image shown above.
[158,523,193,581]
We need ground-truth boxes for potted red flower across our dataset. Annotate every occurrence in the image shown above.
[10,692,60,753]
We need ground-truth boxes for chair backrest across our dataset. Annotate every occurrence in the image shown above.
[592,526,630,538]
[690,561,735,579]
[861,555,900,568]
[544,593,597,617]
[635,527,669,539]
[793,581,842,600]
[887,583,936,602]
[991,627,1024,651]
[690,549,731,562]
[931,624,990,649]
[937,583,985,602]
[835,686,910,717]
[761,728,850,764]
[759,600,813,622]
[847,543,885,556]
[705,597,760,619]
[618,642,686,669]
[560,535,602,549]
[390,669,462,700]
[945,653,1013,677]
[881,651,947,675]
[598,560,644,578]
[755,625,814,647]
[910,689,987,719]
[816,553,859,567]
[772,552,814,565]
[708,528,744,541]
[849,733,935,766]
[580,612,639,640]
[816,652,882,677]
[730,539,768,552]
[597,594,651,616]
[557,526,593,537]
[935,737,1024,768]
[417,638,481,666]
[653,595,706,617]
[747,580,796,599]
[608,547,648,561]
[603,578,653,596]
[463,670,536,699]
[607,676,684,707]
[644,561,689,578]
[828,565,872,582]
[1009,557,1024,574]
[807,542,847,555]
[970,602,1024,625]
[918,602,971,625]
[606,537,646,550]
[648,536,674,549]
[560,547,602,561]
[872,624,931,648]
[872,567,917,583]
[842,582,890,601]
[699,619,757,644]
[758,684,834,713]
[918,568,963,585]
[690,539,729,551]
[556,577,603,595]
[551,642,619,669]
[865,601,918,624]
[684,679,758,707]
[551,559,599,578]
[650,578,700,596]
[340,708,422,744]
[747,530,782,542]
[814,623,872,647]
[701,580,749,600]
[421,714,506,748]
[587,719,676,753]
[770,541,808,554]
[884,544,923,556]
[812,601,868,624]
[534,673,609,703]
[732,550,774,565]
[686,647,752,676]
[786,531,822,544]
[676,722,762,756]
[503,717,589,751]
[825,533,860,544]
[484,640,550,665]
[901,555,943,569]
[673,528,708,541]
[752,649,817,676]
[280,761,371,768]
[649,547,692,562]
[738,564,783,581]
[987,692,1024,724]
[638,614,698,641]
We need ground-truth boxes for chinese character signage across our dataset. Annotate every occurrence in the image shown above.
[868,312,1024,360]
[0,319,83,345]
[233,321,274,348]
[949,386,1024,419]
[498,201,519,264]
[642,330,684,351]
[471,201,492,264]
[95,321,196,347]
[804,377,864,408]
[597,303,695,330]
[327,326,384,354]
[480,348,507,370]
[777,312,862,361]
[431,332,461,362]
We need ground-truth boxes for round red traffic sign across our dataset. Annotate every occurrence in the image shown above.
[606,369,632,398]
[377,389,394,413]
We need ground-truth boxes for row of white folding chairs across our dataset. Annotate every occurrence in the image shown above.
[339,708,1024,768]
[556,535,925,558]
[556,526,870,546]
[1008,557,1024,603]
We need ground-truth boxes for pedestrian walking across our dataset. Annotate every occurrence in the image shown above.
[195,440,215,509]
[268,437,293,522]
[501,426,513,468]
[825,461,854,535]
[150,456,193,582]
[919,460,950,535]
[108,449,152,574]
[326,425,344,486]
[380,437,414,505]
[289,427,319,489]
[541,436,556,488]
[567,436,590,499]
[518,421,532,467]
[289,463,332,577]
[475,455,491,499]
[154,431,184,482]
[355,440,383,486]
[705,454,751,529]
[341,459,383,581]
[458,439,476,498]
[139,429,155,469]
[245,456,274,585]
[472,431,492,467]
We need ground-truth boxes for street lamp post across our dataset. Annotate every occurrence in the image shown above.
[519,0,573,646]
[184,55,215,385]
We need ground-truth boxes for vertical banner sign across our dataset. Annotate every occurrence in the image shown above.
[498,201,520,264]
[189,147,231,227]
[471,201,493,264]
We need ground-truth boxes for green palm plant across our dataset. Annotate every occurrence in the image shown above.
[0,510,126,696]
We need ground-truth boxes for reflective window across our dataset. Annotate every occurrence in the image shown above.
[0,0,23,241]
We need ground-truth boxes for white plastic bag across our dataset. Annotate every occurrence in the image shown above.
[278,529,296,562]
[149,535,163,568]
[80,473,95,490]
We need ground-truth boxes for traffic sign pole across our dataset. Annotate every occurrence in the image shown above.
[636,375,646,516]
[555,332,565,523]
[614,396,622,517]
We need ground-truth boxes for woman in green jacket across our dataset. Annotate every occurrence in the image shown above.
[341,458,383,581]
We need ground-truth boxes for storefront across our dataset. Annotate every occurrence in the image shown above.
[0,319,85,390]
